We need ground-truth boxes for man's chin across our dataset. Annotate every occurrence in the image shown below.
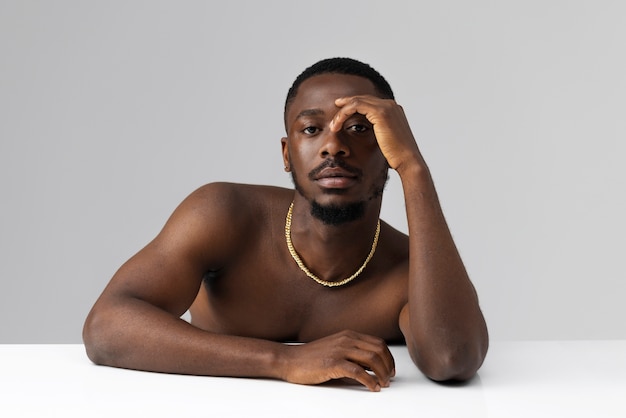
[319,187,350,195]
[310,199,365,226]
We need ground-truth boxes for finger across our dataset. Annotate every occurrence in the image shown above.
[333,330,395,387]
[334,95,379,107]
[330,96,379,132]
[330,330,396,386]
[349,333,396,380]
[346,345,394,388]
[335,361,382,392]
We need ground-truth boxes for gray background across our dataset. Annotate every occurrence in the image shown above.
[1,1,624,343]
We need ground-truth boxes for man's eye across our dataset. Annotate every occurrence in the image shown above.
[303,126,319,135]
[348,124,369,133]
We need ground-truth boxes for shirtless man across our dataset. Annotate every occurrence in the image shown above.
[83,57,488,392]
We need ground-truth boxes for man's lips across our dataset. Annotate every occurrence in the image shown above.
[314,168,358,188]
[316,177,357,188]
[307,159,362,189]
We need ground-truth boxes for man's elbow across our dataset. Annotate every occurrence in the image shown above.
[82,308,121,367]
[415,342,488,382]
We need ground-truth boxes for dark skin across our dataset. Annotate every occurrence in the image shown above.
[83,73,488,392]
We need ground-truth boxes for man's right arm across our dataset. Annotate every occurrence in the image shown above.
[82,183,394,391]
[83,183,287,378]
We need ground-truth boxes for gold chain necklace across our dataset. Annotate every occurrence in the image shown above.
[285,202,380,287]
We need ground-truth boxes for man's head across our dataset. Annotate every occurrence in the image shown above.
[282,58,393,225]
[284,57,394,128]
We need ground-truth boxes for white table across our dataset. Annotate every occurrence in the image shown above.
[1,341,625,417]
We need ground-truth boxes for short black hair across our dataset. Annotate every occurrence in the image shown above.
[284,57,394,118]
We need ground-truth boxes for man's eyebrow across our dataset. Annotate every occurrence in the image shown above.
[295,108,325,120]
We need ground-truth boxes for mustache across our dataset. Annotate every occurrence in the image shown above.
[307,158,363,180]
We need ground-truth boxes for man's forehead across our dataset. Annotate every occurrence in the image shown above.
[287,73,378,119]
[297,73,377,100]
[295,108,326,119]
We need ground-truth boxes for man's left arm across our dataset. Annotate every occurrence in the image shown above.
[332,96,489,381]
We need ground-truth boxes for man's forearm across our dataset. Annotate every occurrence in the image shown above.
[84,298,396,391]
[83,298,284,379]
[399,164,488,380]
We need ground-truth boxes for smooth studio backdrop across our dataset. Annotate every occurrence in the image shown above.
[1,1,624,342]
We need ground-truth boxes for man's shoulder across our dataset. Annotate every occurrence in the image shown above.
[192,182,292,206]
[181,182,292,223]
[195,182,291,195]
[165,182,293,249]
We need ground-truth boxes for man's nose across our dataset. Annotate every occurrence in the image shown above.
[319,129,350,158]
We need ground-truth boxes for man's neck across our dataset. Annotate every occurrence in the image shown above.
[286,196,382,283]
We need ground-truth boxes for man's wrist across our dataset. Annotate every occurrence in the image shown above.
[270,343,293,382]
[395,159,432,185]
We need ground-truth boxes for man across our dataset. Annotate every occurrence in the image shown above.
[83,57,488,392]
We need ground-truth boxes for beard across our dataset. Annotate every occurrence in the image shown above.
[310,199,365,226]
[290,157,389,226]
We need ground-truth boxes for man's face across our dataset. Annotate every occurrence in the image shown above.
[282,73,389,224]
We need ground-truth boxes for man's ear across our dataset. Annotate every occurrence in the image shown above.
[281,137,290,172]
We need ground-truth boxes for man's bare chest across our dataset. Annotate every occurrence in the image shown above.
[189,264,406,343]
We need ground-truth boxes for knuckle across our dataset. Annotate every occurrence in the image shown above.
[377,337,388,348]
[364,351,379,364]
[338,329,356,340]
[378,106,392,118]
[346,363,363,376]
